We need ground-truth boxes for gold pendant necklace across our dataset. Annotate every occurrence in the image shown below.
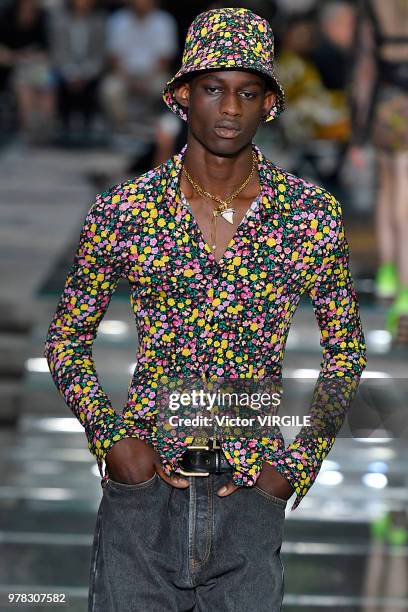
[182,151,257,226]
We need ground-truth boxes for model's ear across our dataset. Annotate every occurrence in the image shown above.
[173,81,190,112]
[262,89,277,119]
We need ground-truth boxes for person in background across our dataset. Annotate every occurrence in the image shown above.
[308,1,357,182]
[100,0,178,134]
[277,16,328,144]
[311,1,356,94]
[50,0,106,142]
[100,0,127,14]
[276,13,352,189]
[349,0,408,344]
[151,110,186,167]
[274,0,317,17]
[0,0,56,142]
[311,1,357,142]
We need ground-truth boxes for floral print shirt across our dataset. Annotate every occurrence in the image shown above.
[44,144,367,511]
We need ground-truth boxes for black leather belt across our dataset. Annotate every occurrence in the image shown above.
[179,437,233,476]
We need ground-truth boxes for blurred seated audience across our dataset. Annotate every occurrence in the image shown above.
[50,0,106,141]
[277,16,351,144]
[100,0,178,134]
[152,110,185,167]
[274,0,318,18]
[100,0,127,15]
[0,0,56,142]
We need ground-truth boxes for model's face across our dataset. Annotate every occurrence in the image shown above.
[174,70,277,156]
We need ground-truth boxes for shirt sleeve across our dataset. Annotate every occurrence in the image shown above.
[263,194,368,511]
[43,190,145,479]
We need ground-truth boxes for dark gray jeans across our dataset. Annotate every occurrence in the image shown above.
[88,471,287,612]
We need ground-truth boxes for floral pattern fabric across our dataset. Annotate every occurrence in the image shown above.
[44,144,367,511]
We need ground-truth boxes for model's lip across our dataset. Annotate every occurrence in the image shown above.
[213,123,242,139]
[215,120,241,130]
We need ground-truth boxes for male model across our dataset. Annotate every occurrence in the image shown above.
[44,8,367,611]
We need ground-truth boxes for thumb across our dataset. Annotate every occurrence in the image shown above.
[216,479,240,497]
[156,465,189,488]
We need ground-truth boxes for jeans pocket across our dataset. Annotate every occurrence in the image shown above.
[105,471,158,491]
[253,485,288,509]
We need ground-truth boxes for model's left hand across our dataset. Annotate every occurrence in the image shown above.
[216,461,295,500]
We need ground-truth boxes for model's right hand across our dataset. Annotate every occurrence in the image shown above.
[105,437,189,488]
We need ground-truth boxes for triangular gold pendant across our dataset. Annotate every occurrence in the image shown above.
[220,208,235,224]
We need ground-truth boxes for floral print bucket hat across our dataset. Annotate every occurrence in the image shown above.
[162,7,285,123]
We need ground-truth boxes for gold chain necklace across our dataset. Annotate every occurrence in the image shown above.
[183,151,257,224]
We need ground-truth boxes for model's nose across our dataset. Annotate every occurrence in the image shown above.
[219,92,242,116]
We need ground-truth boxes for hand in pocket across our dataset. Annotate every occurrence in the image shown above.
[105,437,190,488]
[256,461,294,501]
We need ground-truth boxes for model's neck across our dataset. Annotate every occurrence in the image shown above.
[182,138,256,199]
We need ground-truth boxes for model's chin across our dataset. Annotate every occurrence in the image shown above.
[189,124,253,157]
[205,135,249,157]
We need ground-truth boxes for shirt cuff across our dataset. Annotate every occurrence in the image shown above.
[219,436,312,511]
[262,455,303,511]
[264,436,336,511]
[88,412,152,480]
[151,433,192,478]
[220,436,272,486]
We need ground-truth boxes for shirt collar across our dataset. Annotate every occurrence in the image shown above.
[168,143,278,215]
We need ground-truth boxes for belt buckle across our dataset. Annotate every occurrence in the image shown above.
[186,435,222,450]
[178,435,215,477]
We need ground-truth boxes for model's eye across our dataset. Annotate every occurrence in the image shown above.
[240,91,257,99]
[205,86,222,94]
